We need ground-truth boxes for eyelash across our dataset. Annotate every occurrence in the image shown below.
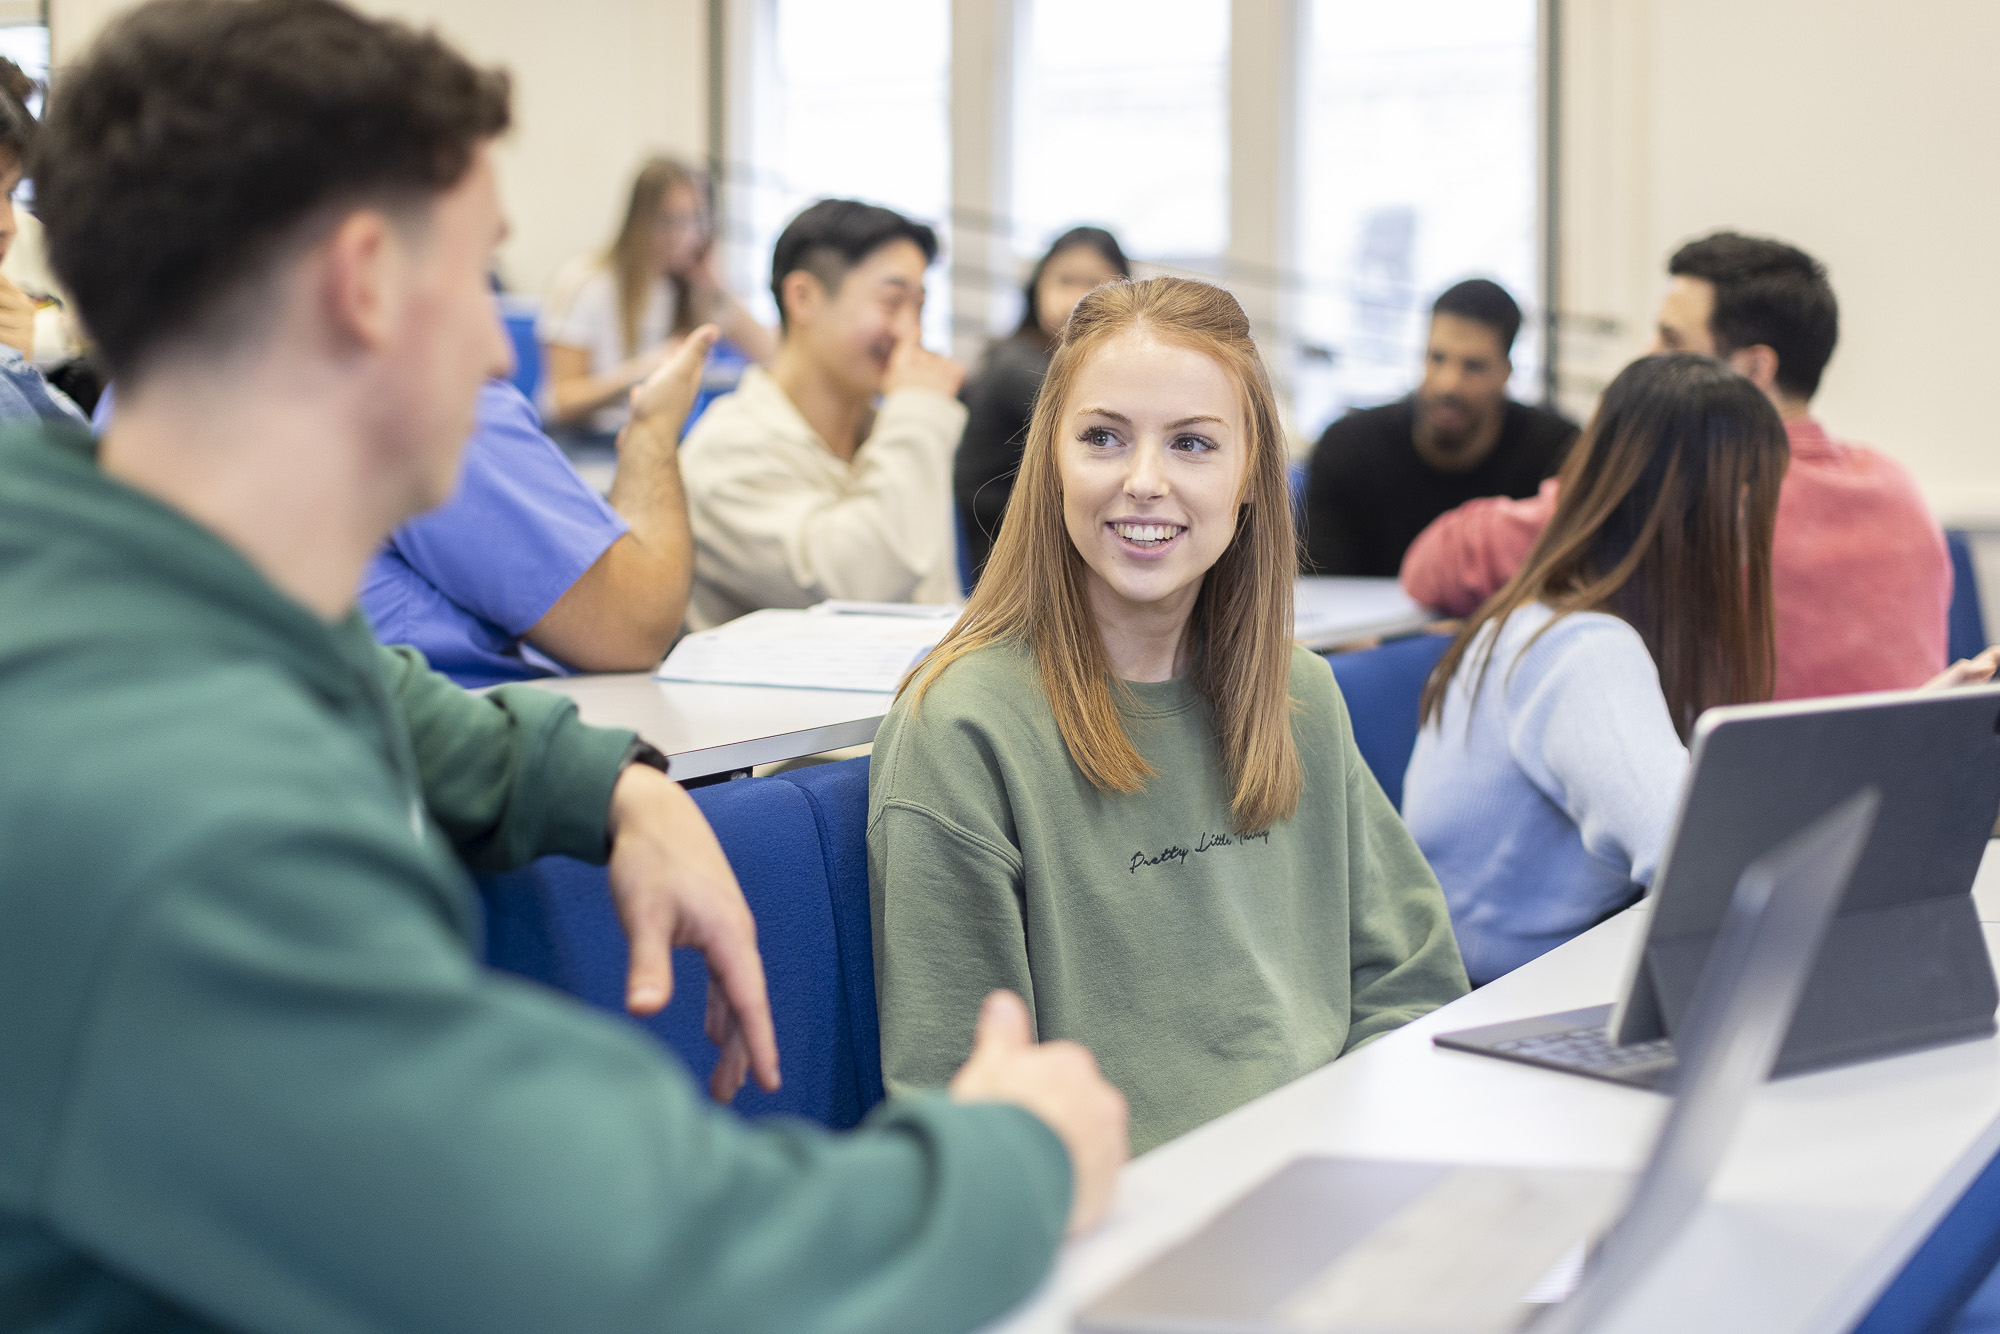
[1078,428,1218,454]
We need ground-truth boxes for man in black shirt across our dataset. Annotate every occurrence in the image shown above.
[1300,279,1577,577]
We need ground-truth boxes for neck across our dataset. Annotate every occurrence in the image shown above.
[1412,402,1505,473]
[99,361,404,621]
[1772,389,1812,422]
[1089,577,1200,683]
[770,339,869,461]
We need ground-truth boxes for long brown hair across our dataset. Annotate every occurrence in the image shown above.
[605,156,704,358]
[904,276,1303,832]
[1420,352,1788,741]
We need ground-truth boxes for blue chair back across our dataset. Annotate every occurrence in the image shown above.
[772,757,884,1114]
[499,294,542,409]
[1947,529,1987,664]
[1855,1139,2000,1333]
[1288,459,1309,527]
[480,772,877,1128]
[1325,633,1452,810]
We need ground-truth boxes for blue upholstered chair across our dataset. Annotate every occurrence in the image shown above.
[1851,1140,2000,1333]
[480,770,880,1129]
[1947,529,1988,665]
[1324,633,1452,811]
[497,294,541,409]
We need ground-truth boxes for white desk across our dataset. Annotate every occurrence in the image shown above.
[1294,576,1437,650]
[512,674,892,782]
[986,903,2000,1333]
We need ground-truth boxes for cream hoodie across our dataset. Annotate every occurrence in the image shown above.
[678,366,968,629]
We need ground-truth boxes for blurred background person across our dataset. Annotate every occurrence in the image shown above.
[954,225,1129,584]
[1299,279,1576,578]
[539,155,775,444]
[0,53,84,426]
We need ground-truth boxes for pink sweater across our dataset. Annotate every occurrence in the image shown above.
[1399,417,1951,700]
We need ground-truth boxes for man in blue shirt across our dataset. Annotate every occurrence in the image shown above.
[97,324,713,687]
[361,325,713,685]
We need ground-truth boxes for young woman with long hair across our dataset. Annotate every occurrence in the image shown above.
[540,156,774,437]
[955,226,1130,582]
[1402,353,1788,986]
[869,276,1467,1153]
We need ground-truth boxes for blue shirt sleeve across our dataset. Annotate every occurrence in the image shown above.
[0,346,86,428]
[388,380,628,636]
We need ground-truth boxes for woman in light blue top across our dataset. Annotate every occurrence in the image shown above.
[1402,354,1787,985]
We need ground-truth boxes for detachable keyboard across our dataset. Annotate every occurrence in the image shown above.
[1432,1004,1680,1090]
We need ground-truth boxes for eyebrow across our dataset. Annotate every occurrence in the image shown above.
[1075,407,1228,430]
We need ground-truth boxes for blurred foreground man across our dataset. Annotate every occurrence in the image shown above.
[0,2,1125,1331]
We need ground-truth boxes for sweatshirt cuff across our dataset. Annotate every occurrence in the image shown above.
[491,683,637,864]
[879,387,970,438]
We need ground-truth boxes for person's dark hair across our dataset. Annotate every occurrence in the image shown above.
[34,0,511,380]
[0,56,38,165]
[1668,231,1838,400]
[1431,278,1522,355]
[769,198,937,330]
[1013,226,1130,346]
[1421,353,1788,742]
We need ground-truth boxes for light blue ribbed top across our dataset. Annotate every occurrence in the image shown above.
[1402,602,1689,985]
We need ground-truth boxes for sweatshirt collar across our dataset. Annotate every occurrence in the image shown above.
[1785,416,1834,460]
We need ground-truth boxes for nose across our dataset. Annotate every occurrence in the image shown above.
[1124,437,1169,501]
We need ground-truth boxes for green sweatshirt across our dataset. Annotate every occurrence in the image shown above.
[869,640,1469,1154]
[0,425,1069,1334]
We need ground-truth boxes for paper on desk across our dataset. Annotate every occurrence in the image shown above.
[656,605,962,692]
[1293,576,1434,649]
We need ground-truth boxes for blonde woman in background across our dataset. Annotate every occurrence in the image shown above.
[540,156,775,440]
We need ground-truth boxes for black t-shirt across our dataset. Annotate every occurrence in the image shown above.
[954,335,1051,583]
[1299,396,1579,577]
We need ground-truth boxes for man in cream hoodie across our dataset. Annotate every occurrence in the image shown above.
[680,198,967,628]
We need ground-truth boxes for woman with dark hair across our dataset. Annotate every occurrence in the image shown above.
[540,156,773,438]
[1402,353,1788,985]
[874,276,1466,1152]
[954,226,1129,582]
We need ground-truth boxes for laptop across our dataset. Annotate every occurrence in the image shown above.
[1436,685,2000,1090]
[1078,789,1880,1334]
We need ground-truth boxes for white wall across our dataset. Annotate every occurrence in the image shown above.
[49,0,710,301]
[1558,0,2000,520]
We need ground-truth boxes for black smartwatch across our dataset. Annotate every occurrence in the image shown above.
[620,738,671,776]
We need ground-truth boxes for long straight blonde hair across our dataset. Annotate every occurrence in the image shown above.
[904,276,1303,832]
[604,156,703,358]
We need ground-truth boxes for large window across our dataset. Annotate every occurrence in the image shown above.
[1012,0,1229,281]
[1293,0,1541,436]
[738,0,952,346]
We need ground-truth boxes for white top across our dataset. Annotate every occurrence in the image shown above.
[537,261,676,434]
[1401,602,1689,985]
[677,366,967,630]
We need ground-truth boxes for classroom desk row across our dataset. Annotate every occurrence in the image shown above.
[982,848,2000,1334]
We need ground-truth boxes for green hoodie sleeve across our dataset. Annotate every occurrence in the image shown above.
[376,643,635,870]
[46,741,1071,1334]
[1330,688,1471,1052]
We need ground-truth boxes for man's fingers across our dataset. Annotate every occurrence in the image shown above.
[620,893,675,1016]
[710,1028,750,1103]
[705,925,781,1092]
[972,989,1034,1055]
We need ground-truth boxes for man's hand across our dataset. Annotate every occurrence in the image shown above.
[605,763,781,1101]
[627,323,719,434]
[1926,645,2000,690]
[950,990,1129,1235]
[0,275,36,357]
[883,325,965,400]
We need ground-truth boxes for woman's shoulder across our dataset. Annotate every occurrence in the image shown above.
[1489,605,1657,698]
[901,638,1042,719]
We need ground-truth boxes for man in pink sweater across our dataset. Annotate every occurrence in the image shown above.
[1401,232,1949,699]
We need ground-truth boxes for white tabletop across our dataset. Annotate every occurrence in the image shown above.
[985,885,2000,1333]
[1294,576,1436,650]
[510,674,892,781]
